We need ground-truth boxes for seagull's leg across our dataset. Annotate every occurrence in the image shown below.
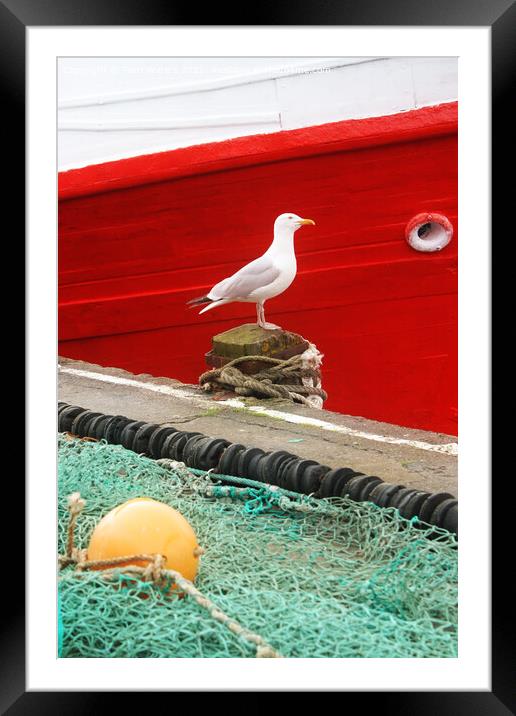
[258,302,282,331]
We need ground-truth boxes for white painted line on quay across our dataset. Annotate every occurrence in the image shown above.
[58,365,458,456]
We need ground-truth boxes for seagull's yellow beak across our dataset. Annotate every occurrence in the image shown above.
[299,218,315,226]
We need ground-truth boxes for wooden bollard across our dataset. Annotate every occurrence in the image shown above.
[204,323,325,407]
[205,324,308,370]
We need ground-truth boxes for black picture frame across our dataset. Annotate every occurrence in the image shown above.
[7,0,508,711]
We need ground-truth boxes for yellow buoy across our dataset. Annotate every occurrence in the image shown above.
[87,497,200,583]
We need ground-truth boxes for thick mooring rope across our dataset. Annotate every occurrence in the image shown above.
[59,492,282,658]
[199,354,327,406]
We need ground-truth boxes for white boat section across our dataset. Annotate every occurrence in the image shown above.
[58,56,457,171]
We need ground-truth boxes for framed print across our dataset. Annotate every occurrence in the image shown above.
[8,0,509,710]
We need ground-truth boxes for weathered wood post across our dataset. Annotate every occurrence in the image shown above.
[202,323,326,408]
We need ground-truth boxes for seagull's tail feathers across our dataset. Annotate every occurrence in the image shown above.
[198,298,231,315]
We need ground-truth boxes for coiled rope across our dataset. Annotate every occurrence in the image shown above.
[199,354,327,406]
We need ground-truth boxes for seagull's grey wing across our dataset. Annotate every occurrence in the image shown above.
[210,255,280,300]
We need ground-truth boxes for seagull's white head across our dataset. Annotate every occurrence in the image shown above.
[274,213,316,234]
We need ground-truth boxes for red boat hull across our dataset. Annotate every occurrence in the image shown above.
[59,102,457,435]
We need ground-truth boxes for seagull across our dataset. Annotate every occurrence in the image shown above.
[187,213,315,330]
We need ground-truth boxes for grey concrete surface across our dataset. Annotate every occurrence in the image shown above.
[58,356,458,497]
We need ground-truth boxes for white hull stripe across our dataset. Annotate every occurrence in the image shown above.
[58,365,458,456]
[59,111,279,132]
[58,58,381,109]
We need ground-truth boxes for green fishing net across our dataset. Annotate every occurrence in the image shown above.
[58,434,458,658]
